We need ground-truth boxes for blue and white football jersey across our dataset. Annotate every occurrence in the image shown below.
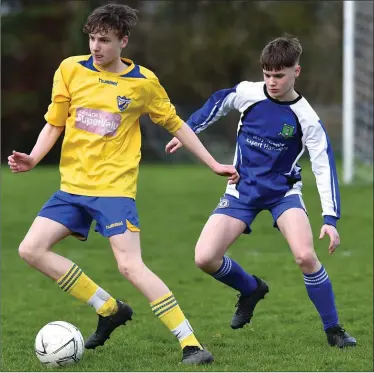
[187,82,340,226]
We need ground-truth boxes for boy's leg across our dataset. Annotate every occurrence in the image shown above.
[275,197,356,347]
[20,192,120,318]
[19,216,73,279]
[107,230,213,364]
[195,214,255,290]
[195,198,269,329]
[85,196,213,364]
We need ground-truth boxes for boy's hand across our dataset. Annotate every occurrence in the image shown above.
[165,130,239,184]
[8,151,35,173]
[212,163,240,184]
[165,137,183,154]
[319,224,340,255]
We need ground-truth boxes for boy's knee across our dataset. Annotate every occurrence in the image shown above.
[18,240,45,266]
[294,250,318,270]
[117,260,144,281]
[195,252,221,273]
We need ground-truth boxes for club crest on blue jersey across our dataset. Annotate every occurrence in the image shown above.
[278,124,295,139]
[217,198,229,209]
[117,96,132,112]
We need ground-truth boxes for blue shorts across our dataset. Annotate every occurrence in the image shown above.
[38,190,140,241]
[213,193,307,234]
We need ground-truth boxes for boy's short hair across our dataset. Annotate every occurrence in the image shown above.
[260,34,303,71]
[83,3,138,39]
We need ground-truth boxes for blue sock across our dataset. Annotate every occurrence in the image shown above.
[304,266,339,330]
[211,256,258,295]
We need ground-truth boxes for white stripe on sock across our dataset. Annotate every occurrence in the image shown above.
[304,268,326,279]
[214,256,232,278]
[304,270,329,286]
[214,257,228,278]
[304,272,329,283]
[87,287,111,311]
[171,319,194,342]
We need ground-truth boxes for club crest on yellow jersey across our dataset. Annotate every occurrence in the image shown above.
[117,96,131,112]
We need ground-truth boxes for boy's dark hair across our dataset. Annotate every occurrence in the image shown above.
[260,34,302,71]
[83,3,138,39]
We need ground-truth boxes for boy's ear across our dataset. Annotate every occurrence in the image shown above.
[295,65,301,78]
[121,36,129,48]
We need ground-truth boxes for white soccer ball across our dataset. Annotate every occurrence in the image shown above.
[34,321,84,368]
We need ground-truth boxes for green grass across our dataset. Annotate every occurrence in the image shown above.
[1,163,373,371]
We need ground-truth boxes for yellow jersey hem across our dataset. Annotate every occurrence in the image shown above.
[60,186,136,199]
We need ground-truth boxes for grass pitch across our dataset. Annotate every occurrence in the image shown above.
[1,163,373,371]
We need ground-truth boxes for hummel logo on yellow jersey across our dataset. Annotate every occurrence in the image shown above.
[99,78,118,86]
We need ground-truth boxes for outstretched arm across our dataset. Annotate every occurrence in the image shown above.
[187,86,238,133]
[173,122,239,184]
[166,85,241,153]
[8,123,64,173]
[9,59,70,173]
[147,77,240,183]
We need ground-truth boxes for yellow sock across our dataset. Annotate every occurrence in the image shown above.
[57,263,118,317]
[150,292,202,349]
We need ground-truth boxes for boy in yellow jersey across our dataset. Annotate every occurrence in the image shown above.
[7,3,239,365]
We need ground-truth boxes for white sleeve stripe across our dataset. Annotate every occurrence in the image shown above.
[194,103,218,133]
[320,122,340,217]
[194,93,236,133]
[317,130,338,217]
[290,101,340,220]
[330,166,338,215]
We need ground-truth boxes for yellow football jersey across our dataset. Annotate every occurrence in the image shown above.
[44,55,183,198]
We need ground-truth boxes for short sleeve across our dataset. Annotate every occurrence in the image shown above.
[44,63,70,127]
[146,77,183,133]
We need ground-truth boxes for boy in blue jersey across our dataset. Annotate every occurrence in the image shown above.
[166,35,356,348]
[8,3,241,364]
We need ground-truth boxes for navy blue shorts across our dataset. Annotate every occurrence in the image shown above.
[213,193,307,234]
[38,190,140,241]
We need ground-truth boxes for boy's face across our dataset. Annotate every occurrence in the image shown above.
[263,65,301,99]
[89,29,128,66]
